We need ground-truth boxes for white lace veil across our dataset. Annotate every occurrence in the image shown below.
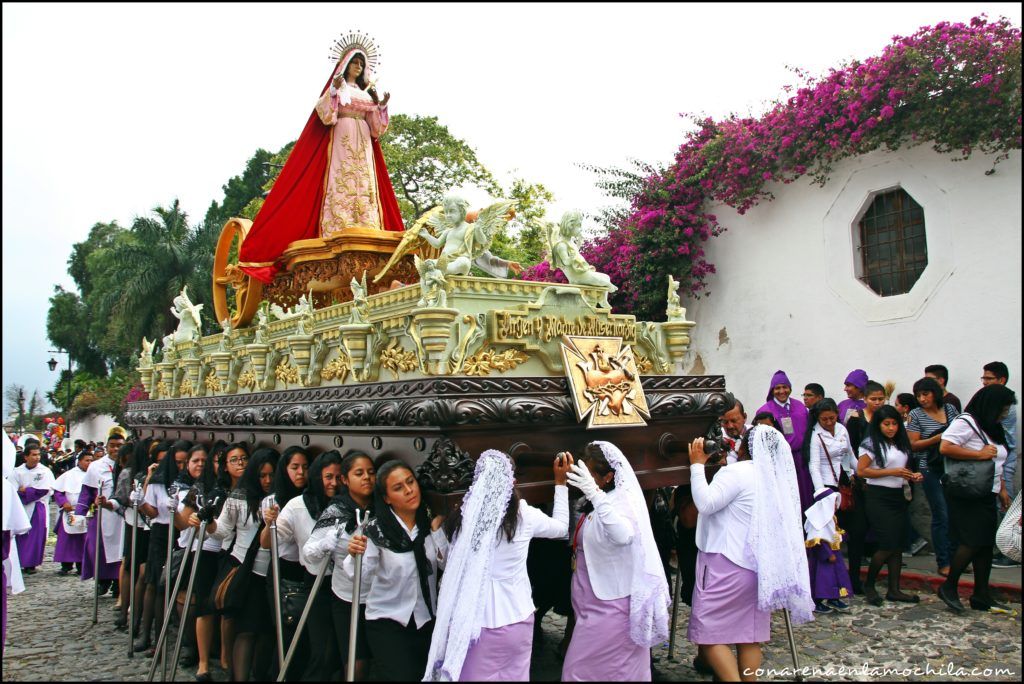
[747,425,814,624]
[594,441,671,648]
[424,450,515,681]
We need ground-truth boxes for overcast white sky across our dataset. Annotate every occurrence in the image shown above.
[3,2,1021,418]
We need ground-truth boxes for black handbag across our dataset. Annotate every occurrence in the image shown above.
[276,576,311,628]
[160,545,187,590]
[941,415,996,499]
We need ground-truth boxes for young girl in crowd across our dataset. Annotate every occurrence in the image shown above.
[803,398,855,612]
[424,450,570,681]
[937,384,1016,612]
[857,405,923,606]
[113,439,153,633]
[259,446,310,680]
[687,426,813,681]
[561,442,670,682]
[305,451,377,681]
[134,439,180,652]
[209,442,249,673]
[346,460,447,681]
[907,377,959,577]
[207,447,279,681]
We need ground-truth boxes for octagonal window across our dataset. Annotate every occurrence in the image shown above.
[857,188,928,296]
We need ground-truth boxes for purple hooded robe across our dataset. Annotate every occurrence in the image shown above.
[837,369,869,425]
[757,370,814,514]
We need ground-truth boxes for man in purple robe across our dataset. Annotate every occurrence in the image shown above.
[756,370,813,513]
[11,444,55,574]
[837,369,869,425]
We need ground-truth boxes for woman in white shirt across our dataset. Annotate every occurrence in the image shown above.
[346,460,447,681]
[304,451,377,681]
[801,398,855,613]
[937,384,1016,613]
[133,439,179,652]
[206,447,279,682]
[856,406,923,607]
[424,450,570,681]
[561,442,670,682]
[687,425,813,682]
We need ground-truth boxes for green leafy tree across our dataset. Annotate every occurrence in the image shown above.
[380,114,500,220]
[46,286,108,376]
[203,148,277,229]
[489,178,555,266]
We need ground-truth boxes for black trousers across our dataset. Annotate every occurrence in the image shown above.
[299,569,341,680]
[365,616,434,681]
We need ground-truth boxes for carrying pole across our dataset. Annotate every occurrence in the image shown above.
[92,486,104,624]
[277,521,340,682]
[127,481,141,658]
[146,527,196,682]
[169,522,208,682]
[667,563,683,660]
[270,522,286,670]
[782,608,803,681]
[346,510,368,682]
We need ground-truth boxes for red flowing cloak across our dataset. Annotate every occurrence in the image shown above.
[239,70,405,284]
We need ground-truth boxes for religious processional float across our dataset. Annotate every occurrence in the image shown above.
[126,32,728,508]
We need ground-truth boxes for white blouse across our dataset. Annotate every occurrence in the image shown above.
[143,482,174,525]
[272,495,319,572]
[941,414,1008,494]
[808,422,856,490]
[210,495,271,577]
[858,442,910,489]
[690,460,756,571]
[577,486,637,600]
[465,486,569,629]
[342,509,448,629]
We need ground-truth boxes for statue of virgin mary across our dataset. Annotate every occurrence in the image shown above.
[239,32,405,284]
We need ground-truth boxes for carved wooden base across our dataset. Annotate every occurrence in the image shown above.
[127,374,728,510]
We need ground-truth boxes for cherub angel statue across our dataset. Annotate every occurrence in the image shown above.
[374,196,521,283]
[161,286,204,350]
[666,275,687,322]
[349,271,370,324]
[546,211,617,308]
[139,337,154,367]
[414,255,448,308]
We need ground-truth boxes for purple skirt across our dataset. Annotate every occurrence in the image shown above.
[80,516,120,581]
[688,551,770,645]
[15,504,47,569]
[562,539,650,682]
[53,523,86,564]
[459,614,534,681]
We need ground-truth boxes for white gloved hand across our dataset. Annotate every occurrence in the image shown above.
[566,463,602,501]
[315,526,343,554]
[129,490,143,506]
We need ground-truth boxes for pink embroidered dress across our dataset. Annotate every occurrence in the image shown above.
[315,81,390,236]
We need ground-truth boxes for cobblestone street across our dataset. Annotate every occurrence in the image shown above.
[3,515,1021,681]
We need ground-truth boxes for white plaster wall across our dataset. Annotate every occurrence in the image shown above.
[683,147,1021,450]
[70,413,119,444]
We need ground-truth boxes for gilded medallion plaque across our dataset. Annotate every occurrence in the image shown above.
[560,335,650,429]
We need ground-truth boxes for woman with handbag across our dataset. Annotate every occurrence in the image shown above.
[304,451,377,681]
[208,442,249,674]
[345,460,448,681]
[257,446,314,680]
[265,450,344,680]
[175,444,223,682]
[803,398,855,613]
[856,406,923,607]
[937,384,1016,613]
[133,439,181,653]
[207,447,279,681]
[906,377,959,577]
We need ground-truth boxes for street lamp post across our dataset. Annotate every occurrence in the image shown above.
[47,349,72,440]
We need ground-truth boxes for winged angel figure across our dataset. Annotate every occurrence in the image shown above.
[373,196,521,284]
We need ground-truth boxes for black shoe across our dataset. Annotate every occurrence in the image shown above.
[133,637,152,653]
[57,568,70,576]
[22,567,37,575]
[864,588,884,607]
[195,674,212,683]
[114,615,128,630]
[813,600,833,614]
[936,584,965,613]
[970,595,1011,611]
[692,654,714,675]
[180,646,199,668]
[992,555,1021,568]
[885,591,920,603]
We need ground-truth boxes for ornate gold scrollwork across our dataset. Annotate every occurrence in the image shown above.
[379,339,418,380]
[321,355,353,383]
[462,348,530,377]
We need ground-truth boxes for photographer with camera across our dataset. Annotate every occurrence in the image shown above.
[686,426,813,682]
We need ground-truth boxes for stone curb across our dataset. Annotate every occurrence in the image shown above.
[861,568,1022,602]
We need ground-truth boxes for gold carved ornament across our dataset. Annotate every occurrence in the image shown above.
[379,339,418,380]
[155,380,170,399]
[321,354,353,383]
[632,352,654,374]
[463,348,529,377]
[204,369,223,394]
[179,377,195,398]
[238,368,258,390]
[560,336,650,429]
[275,359,301,386]
[212,218,264,330]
